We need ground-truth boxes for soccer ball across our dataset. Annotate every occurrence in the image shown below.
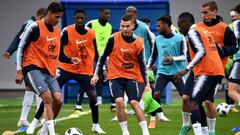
[216,103,231,116]
[65,127,83,135]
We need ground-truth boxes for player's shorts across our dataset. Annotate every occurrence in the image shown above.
[155,73,184,96]
[24,70,61,95]
[137,82,145,101]
[183,71,194,96]
[109,78,139,101]
[229,60,240,84]
[188,75,222,104]
[56,68,94,92]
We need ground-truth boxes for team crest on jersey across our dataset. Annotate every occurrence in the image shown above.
[48,44,56,52]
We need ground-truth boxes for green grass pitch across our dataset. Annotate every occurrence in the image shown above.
[0,98,239,135]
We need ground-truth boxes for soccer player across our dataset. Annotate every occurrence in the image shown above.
[75,7,113,112]
[228,4,240,114]
[2,7,47,127]
[57,8,105,133]
[176,12,224,135]
[147,15,186,128]
[196,1,237,134]
[125,6,161,118]
[91,15,151,135]
[15,2,80,135]
[179,2,238,135]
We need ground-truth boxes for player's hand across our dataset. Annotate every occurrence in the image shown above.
[15,70,24,84]
[103,70,108,82]
[2,52,11,59]
[144,85,152,93]
[91,75,99,86]
[71,57,81,65]
[173,69,189,82]
[163,56,173,63]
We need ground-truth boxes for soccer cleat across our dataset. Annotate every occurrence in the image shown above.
[231,107,239,112]
[92,124,106,134]
[126,109,135,115]
[37,122,48,135]
[26,121,38,134]
[17,120,30,127]
[148,120,156,129]
[159,114,171,122]
[110,116,118,122]
[123,131,130,135]
[110,105,116,112]
[209,131,216,135]
[178,126,191,135]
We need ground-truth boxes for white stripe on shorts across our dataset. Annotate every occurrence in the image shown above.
[27,72,39,95]
[192,75,207,98]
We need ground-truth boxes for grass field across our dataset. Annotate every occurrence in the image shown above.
[0,98,239,135]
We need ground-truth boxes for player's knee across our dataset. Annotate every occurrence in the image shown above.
[204,100,213,108]
[115,97,124,106]
[129,100,138,107]
[43,95,53,105]
[182,95,189,103]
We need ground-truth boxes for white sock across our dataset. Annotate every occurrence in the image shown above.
[182,111,190,127]
[139,99,144,110]
[40,121,48,133]
[111,103,116,106]
[192,123,202,135]
[201,126,209,135]
[92,123,99,128]
[35,94,42,110]
[119,121,129,134]
[20,91,34,121]
[139,121,150,135]
[47,120,55,135]
[238,102,240,107]
[150,116,156,121]
[207,117,216,132]
[124,95,128,107]
[31,118,39,127]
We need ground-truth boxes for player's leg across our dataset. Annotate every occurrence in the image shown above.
[228,61,240,105]
[77,75,105,133]
[179,71,193,135]
[17,86,34,127]
[204,77,222,135]
[153,73,171,123]
[96,71,104,104]
[75,87,84,112]
[25,70,55,135]
[126,79,149,135]
[110,79,129,135]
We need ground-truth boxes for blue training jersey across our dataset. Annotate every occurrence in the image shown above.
[133,20,154,61]
[155,33,186,75]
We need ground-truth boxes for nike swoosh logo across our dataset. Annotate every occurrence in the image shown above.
[121,48,130,52]
[47,37,56,41]
[76,39,88,44]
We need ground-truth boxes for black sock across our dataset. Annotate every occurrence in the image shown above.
[76,88,84,106]
[190,109,201,124]
[35,101,44,119]
[199,105,207,127]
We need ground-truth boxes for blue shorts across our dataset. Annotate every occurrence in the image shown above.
[109,78,139,101]
[56,68,94,92]
[155,73,184,96]
[24,70,61,95]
